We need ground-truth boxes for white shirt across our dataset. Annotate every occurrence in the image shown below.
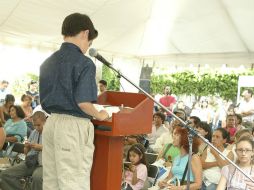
[147,124,169,145]
[151,131,173,153]
[238,98,254,122]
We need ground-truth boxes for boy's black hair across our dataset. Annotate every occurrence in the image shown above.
[62,13,98,41]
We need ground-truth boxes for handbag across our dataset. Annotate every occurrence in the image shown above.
[25,153,38,168]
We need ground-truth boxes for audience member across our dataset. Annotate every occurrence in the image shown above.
[235,89,254,128]
[3,105,27,143]
[190,102,202,118]
[159,86,176,123]
[0,111,46,190]
[201,128,234,189]
[156,127,180,167]
[196,122,212,156]
[235,113,245,131]
[227,128,252,163]
[147,112,169,145]
[225,114,237,143]
[174,100,191,118]
[26,80,39,109]
[0,94,15,124]
[217,136,254,189]
[152,110,186,153]
[157,126,202,190]
[213,99,228,129]
[20,94,33,136]
[98,79,107,95]
[0,80,9,106]
[199,100,212,124]
[21,94,33,119]
[189,116,201,128]
[124,135,146,159]
[123,143,148,190]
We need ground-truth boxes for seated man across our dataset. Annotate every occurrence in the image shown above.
[0,111,46,190]
[146,112,169,145]
[151,109,186,153]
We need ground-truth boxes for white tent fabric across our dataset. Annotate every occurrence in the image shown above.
[1,0,254,57]
[1,0,254,92]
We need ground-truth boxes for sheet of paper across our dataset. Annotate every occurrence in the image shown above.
[93,104,120,118]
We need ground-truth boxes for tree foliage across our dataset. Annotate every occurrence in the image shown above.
[11,73,39,101]
[101,65,120,91]
[151,70,254,101]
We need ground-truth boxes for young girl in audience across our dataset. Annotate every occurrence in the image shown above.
[123,143,148,190]
[217,136,254,189]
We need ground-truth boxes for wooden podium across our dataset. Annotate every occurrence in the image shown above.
[91,91,153,190]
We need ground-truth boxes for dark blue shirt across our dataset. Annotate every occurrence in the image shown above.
[39,42,97,119]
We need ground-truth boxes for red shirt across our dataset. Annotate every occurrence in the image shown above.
[159,95,176,115]
[226,126,237,144]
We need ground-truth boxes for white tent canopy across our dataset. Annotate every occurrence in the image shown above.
[1,0,254,76]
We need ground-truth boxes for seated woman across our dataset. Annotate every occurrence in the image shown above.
[0,94,15,124]
[195,121,212,156]
[201,128,234,189]
[21,94,33,119]
[20,94,33,136]
[156,127,180,167]
[227,128,252,163]
[4,105,27,143]
[217,136,254,189]
[157,126,202,190]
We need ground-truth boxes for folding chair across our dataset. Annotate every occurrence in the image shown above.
[147,164,159,186]
[145,152,158,165]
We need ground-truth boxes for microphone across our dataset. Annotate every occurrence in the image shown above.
[89,48,111,67]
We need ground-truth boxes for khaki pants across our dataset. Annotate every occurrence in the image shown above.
[42,113,94,190]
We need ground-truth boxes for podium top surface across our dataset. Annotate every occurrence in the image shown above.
[92,91,153,136]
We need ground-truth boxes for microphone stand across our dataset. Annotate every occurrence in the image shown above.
[93,57,254,189]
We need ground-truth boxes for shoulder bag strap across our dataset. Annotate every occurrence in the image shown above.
[180,160,189,185]
[162,143,172,159]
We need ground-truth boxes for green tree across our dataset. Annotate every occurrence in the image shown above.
[151,70,254,101]
[11,73,39,100]
[101,65,120,91]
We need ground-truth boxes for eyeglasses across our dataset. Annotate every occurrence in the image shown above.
[235,149,253,154]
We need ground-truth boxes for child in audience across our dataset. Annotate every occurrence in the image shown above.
[217,136,254,189]
[123,143,148,190]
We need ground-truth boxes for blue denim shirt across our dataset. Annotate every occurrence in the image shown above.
[39,42,97,119]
